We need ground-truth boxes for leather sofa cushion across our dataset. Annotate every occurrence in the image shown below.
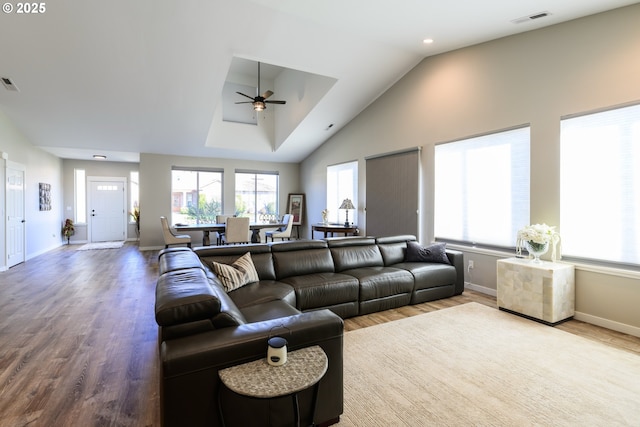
[343,266,414,301]
[156,268,221,326]
[272,248,335,279]
[159,249,205,275]
[330,243,384,272]
[376,235,417,266]
[240,300,302,323]
[395,262,457,290]
[229,280,296,309]
[281,273,359,311]
[209,282,247,328]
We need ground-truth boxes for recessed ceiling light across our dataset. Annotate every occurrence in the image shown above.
[423,39,434,45]
[93,154,107,160]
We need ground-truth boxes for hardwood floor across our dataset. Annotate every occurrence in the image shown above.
[0,243,638,426]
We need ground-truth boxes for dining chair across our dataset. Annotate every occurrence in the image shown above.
[215,215,231,245]
[222,217,250,244]
[160,216,192,248]
[265,214,294,242]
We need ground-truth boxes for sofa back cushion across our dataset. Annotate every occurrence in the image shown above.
[155,268,221,327]
[271,240,335,279]
[328,238,384,272]
[376,235,417,266]
[209,282,247,328]
[158,249,205,274]
[196,244,276,280]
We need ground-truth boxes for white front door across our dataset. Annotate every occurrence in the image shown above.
[89,179,125,242]
[6,161,26,268]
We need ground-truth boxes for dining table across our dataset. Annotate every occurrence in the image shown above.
[174,222,284,246]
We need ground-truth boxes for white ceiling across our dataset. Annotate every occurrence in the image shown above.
[0,0,637,163]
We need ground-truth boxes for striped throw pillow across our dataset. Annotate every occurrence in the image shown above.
[211,252,259,292]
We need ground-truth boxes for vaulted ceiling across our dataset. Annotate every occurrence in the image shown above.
[1,0,637,163]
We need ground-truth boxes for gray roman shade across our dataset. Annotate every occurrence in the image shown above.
[365,148,420,238]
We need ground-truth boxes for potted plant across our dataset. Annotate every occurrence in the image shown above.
[129,205,140,238]
[62,218,75,244]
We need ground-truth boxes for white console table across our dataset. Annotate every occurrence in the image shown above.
[497,257,575,325]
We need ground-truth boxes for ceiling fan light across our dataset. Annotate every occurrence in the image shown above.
[253,101,265,111]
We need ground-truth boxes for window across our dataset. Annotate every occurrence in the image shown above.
[171,168,223,225]
[75,169,86,223]
[235,171,278,222]
[326,161,358,224]
[435,126,530,248]
[130,171,139,219]
[561,103,640,266]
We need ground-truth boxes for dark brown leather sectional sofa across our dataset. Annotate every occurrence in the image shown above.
[155,235,464,427]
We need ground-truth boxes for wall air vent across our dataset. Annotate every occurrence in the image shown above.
[1,77,19,92]
[511,11,551,24]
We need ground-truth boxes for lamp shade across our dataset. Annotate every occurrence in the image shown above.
[339,198,355,210]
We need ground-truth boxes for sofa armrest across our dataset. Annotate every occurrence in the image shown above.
[162,309,342,375]
[160,309,344,427]
[446,249,465,295]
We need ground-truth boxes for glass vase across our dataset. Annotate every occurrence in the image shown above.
[524,240,549,263]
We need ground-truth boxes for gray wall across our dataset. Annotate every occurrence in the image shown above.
[300,5,640,335]
[139,153,300,249]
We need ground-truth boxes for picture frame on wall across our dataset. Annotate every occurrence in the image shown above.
[39,182,52,211]
[287,193,304,226]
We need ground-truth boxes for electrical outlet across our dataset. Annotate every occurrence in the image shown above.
[468,260,474,270]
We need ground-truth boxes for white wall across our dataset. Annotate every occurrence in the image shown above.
[300,5,640,335]
[61,159,140,243]
[0,111,64,267]
[139,153,300,249]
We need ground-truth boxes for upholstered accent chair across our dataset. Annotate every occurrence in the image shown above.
[160,216,192,248]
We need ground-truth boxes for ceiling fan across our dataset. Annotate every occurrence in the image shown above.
[235,62,286,112]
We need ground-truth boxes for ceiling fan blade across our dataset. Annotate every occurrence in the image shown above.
[261,90,274,99]
[235,101,253,104]
[265,100,286,104]
[236,91,255,101]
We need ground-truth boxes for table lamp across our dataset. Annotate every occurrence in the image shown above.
[339,198,355,227]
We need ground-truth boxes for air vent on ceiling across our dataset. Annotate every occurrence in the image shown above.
[1,77,19,92]
[511,11,551,24]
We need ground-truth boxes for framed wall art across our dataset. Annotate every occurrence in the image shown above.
[287,193,304,226]
[39,182,52,211]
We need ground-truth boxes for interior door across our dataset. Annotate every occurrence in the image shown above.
[89,180,125,242]
[6,161,26,268]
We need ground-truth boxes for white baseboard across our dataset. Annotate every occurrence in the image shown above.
[465,282,640,338]
[27,242,64,260]
[575,311,640,338]
[465,282,496,297]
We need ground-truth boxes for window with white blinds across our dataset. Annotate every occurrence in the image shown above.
[327,161,358,224]
[560,103,640,266]
[435,126,530,248]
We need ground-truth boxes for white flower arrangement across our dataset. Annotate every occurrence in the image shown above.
[516,223,561,261]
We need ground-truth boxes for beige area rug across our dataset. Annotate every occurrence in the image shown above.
[340,302,640,426]
[76,241,124,251]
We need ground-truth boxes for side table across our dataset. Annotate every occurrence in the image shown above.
[218,345,328,427]
[497,257,575,325]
